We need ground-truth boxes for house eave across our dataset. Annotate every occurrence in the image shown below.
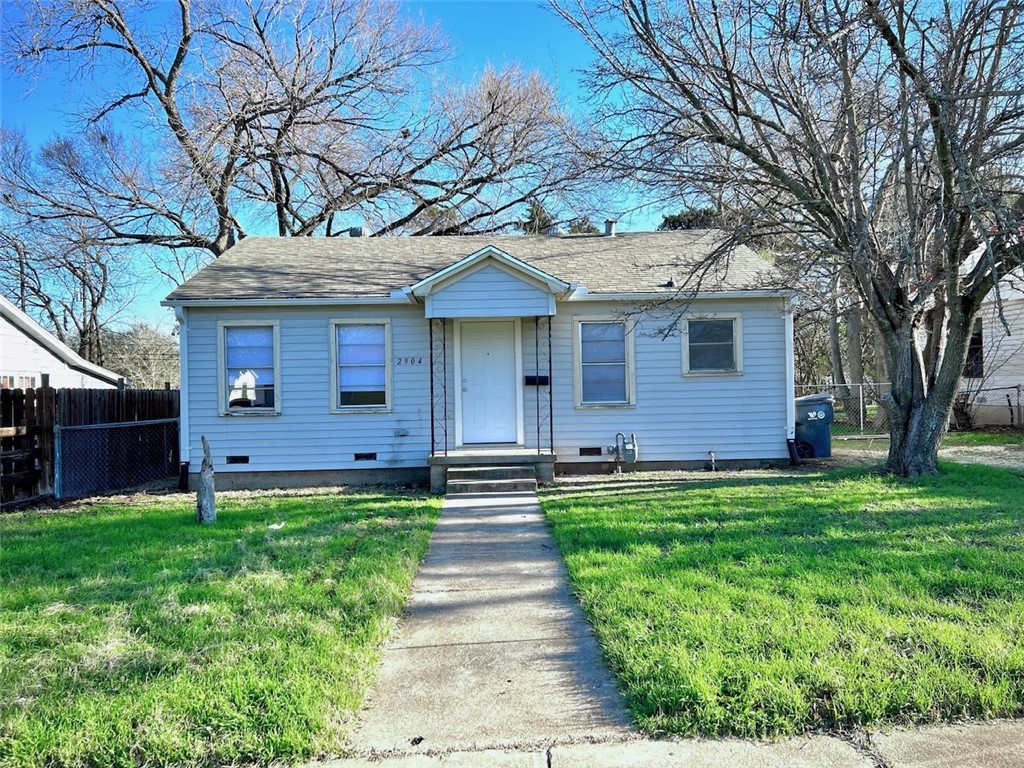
[162,288,793,309]
[407,245,571,298]
[161,296,414,308]
[0,295,125,387]
[565,289,794,301]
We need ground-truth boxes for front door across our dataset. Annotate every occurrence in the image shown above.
[459,320,519,444]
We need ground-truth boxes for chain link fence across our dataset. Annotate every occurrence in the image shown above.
[55,419,179,499]
[796,383,891,437]
[952,385,1023,431]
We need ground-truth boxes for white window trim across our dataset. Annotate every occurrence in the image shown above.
[329,318,393,414]
[217,320,281,416]
[573,316,636,408]
[682,313,744,376]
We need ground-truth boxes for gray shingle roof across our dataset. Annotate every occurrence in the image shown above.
[164,230,781,302]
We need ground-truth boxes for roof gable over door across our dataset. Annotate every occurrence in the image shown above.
[409,246,570,318]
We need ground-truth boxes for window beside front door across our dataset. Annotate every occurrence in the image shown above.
[683,314,743,375]
[575,319,634,407]
[331,319,391,412]
[219,322,280,414]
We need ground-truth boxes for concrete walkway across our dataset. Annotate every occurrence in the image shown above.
[346,491,633,758]
[333,490,1024,767]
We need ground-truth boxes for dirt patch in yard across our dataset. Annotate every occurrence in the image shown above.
[831,439,1024,472]
[548,439,1024,494]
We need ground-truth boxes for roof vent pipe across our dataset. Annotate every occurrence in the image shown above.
[604,219,617,237]
[348,226,363,237]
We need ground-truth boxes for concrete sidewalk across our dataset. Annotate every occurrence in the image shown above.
[328,719,1024,766]
[334,490,1024,767]
[346,491,633,757]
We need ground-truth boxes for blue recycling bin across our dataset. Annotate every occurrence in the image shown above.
[794,393,835,458]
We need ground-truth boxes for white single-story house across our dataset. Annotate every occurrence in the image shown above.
[961,270,1024,426]
[0,295,124,390]
[163,228,796,490]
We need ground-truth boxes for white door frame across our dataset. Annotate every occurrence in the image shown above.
[454,318,524,447]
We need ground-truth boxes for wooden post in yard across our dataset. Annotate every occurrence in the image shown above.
[196,436,216,524]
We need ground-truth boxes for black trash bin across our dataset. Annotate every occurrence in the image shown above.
[794,393,835,458]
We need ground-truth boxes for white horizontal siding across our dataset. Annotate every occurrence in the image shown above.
[967,298,1024,425]
[427,265,552,318]
[973,298,1024,391]
[0,318,117,389]
[183,296,790,474]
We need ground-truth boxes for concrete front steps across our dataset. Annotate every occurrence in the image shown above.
[428,449,556,493]
[445,465,538,494]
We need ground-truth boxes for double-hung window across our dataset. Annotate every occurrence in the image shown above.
[576,319,634,406]
[331,319,391,411]
[684,314,742,374]
[220,322,279,413]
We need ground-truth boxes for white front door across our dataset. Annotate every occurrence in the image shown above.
[459,320,519,444]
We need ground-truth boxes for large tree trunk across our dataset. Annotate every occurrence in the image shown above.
[884,394,948,476]
[882,307,974,476]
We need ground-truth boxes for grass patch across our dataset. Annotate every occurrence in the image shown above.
[542,465,1024,738]
[943,431,1024,448]
[0,490,440,767]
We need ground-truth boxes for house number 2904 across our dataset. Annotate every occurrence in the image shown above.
[395,357,424,365]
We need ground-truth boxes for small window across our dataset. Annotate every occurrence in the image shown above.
[575,319,634,406]
[684,315,742,374]
[219,322,280,414]
[964,318,983,378]
[331,320,391,411]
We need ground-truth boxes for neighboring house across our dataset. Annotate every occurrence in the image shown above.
[0,295,124,390]
[961,270,1024,426]
[163,228,796,490]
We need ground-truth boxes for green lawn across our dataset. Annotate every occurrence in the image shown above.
[943,430,1024,448]
[542,464,1024,738]
[0,490,440,768]
[834,430,1024,453]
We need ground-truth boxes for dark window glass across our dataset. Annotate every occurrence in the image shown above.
[688,319,736,371]
[964,318,984,378]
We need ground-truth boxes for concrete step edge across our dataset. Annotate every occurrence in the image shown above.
[446,479,539,494]
[447,466,538,480]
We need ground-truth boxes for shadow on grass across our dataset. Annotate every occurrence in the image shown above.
[540,464,1024,738]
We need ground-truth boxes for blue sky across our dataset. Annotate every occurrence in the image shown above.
[0,0,666,326]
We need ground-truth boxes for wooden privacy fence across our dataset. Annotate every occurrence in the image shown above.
[1,388,180,507]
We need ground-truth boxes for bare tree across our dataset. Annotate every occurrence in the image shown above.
[557,0,1024,475]
[103,322,180,388]
[0,220,136,364]
[2,0,600,267]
